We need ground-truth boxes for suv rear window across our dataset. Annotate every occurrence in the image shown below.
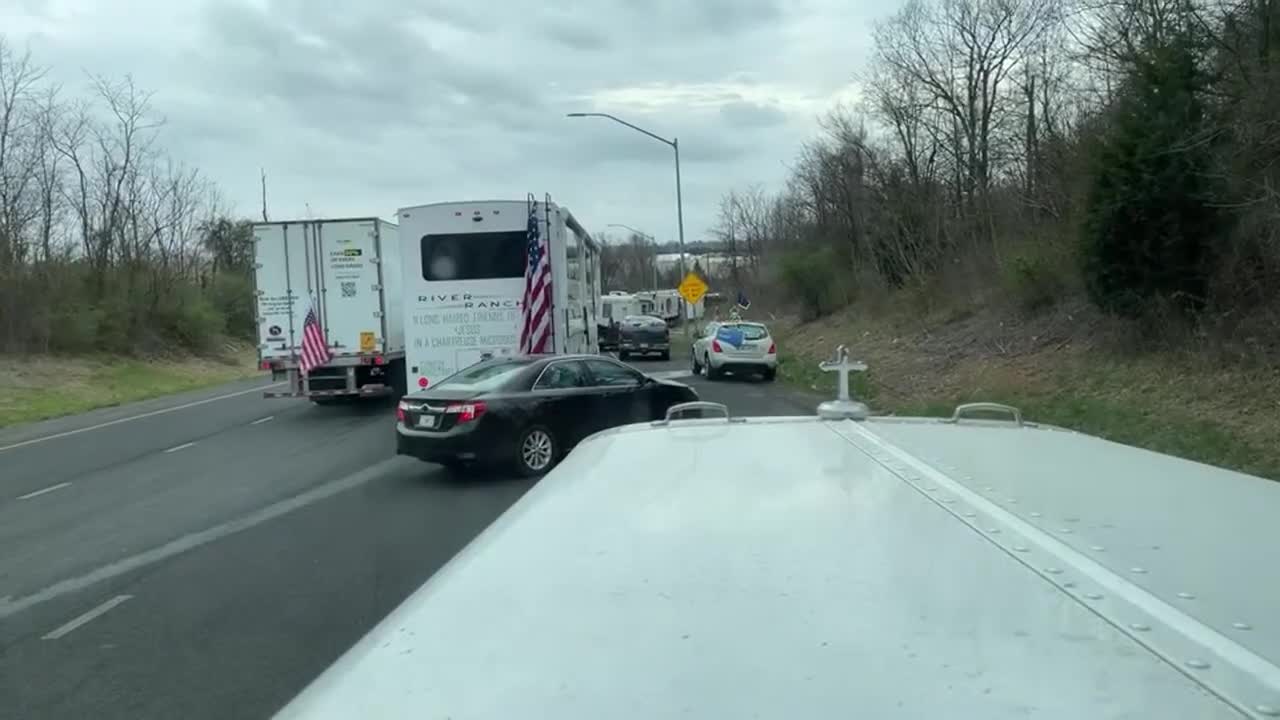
[723,323,768,341]
[421,232,525,281]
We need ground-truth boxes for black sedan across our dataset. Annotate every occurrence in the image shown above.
[395,354,699,476]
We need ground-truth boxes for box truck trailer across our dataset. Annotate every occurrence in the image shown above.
[252,218,407,402]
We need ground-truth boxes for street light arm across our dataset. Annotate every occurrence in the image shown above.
[566,112,674,148]
[606,223,654,242]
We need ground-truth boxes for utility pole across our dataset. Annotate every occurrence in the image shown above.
[260,168,269,222]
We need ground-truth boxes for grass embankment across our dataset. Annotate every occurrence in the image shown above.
[0,343,260,428]
[772,301,1280,481]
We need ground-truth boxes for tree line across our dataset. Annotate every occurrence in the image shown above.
[0,38,254,355]
[712,0,1280,347]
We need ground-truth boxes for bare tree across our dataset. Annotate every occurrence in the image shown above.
[873,0,1059,238]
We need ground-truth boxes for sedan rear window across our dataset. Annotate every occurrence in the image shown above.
[433,360,529,391]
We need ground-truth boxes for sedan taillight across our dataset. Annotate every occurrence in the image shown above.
[767,342,777,354]
[712,339,723,353]
[396,401,409,423]
[446,401,486,423]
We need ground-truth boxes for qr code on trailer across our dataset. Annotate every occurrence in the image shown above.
[340,281,357,298]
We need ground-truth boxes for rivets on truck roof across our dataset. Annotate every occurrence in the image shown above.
[962,511,977,518]
[1255,704,1279,717]
[1129,623,1151,632]
[986,527,1001,534]
[1177,592,1196,600]
[1232,622,1253,631]
[1083,592,1103,600]
[1012,545,1029,553]
[1090,545,1106,552]
[1029,511,1042,518]
[1044,567,1062,575]
[1184,658,1211,670]
[1129,567,1147,574]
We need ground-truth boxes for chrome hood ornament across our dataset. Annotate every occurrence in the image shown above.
[816,344,869,421]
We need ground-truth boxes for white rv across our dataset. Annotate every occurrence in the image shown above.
[252,218,406,402]
[397,199,601,391]
[598,292,643,350]
[634,289,683,324]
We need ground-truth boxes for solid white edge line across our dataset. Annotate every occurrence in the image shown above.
[163,442,197,454]
[0,457,402,621]
[0,381,287,454]
[17,482,73,501]
[42,595,133,640]
[250,416,275,425]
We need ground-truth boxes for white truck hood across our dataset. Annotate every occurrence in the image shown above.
[275,414,1280,719]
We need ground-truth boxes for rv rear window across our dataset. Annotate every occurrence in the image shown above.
[420,232,525,281]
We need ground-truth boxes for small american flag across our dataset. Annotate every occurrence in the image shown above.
[299,301,332,375]
[519,203,553,354]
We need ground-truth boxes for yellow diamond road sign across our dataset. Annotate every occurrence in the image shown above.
[678,272,708,305]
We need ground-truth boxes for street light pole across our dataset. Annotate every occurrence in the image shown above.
[567,112,689,332]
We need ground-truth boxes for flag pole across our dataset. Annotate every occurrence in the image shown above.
[544,192,556,355]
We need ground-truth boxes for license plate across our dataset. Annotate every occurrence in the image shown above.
[417,415,438,429]
[741,342,756,350]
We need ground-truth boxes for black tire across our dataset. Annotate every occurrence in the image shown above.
[310,397,338,406]
[763,367,777,382]
[514,424,558,477]
[705,355,722,380]
[660,350,671,361]
[390,360,409,400]
[691,350,703,375]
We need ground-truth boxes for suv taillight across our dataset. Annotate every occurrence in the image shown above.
[712,339,723,353]
[767,342,776,354]
[446,401,486,423]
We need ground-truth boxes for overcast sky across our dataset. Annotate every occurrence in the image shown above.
[2,0,899,245]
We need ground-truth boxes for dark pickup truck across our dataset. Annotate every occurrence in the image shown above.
[617,315,670,361]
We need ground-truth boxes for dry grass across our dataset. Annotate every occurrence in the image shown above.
[0,341,260,428]
[774,301,1280,481]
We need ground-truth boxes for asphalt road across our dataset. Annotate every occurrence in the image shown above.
[0,354,825,720]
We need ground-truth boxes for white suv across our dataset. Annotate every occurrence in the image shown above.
[691,321,778,381]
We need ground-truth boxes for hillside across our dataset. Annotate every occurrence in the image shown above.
[772,300,1280,482]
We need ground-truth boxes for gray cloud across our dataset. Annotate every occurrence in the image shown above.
[1,0,880,241]
[719,100,788,128]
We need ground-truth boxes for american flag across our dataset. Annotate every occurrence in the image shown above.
[299,301,332,375]
[519,203,553,354]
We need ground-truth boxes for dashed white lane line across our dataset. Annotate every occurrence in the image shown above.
[163,442,196,454]
[0,457,400,621]
[0,382,287,453]
[17,482,73,501]
[250,416,275,425]
[42,595,133,640]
